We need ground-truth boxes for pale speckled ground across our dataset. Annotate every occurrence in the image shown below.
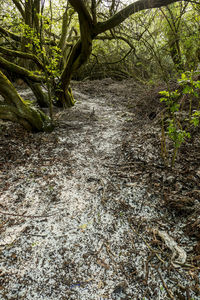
[0,79,199,300]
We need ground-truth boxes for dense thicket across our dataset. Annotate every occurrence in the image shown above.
[0,0,199,131]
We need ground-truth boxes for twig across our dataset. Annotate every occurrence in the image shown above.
[24,234,47,237]
[0,210,58,218]
[154,229,187,267]
[144,253,154,285]
[100,179,107,204]
[155,266,175,300]
[129,221,166,265]
[186,284,191,300]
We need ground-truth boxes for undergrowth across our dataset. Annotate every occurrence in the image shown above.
[160,70,200,167]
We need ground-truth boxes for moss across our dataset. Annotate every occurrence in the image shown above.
[67,87,75,106]
[0,70,53,132]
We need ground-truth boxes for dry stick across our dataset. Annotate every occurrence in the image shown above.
[129,222,166,265]
[144,259,150,285]
[129,222,176,298]
[144,253,154,285]
[100,179,107,204]
[0,210,58,218]
[25,233,47,237]
[133,224,196,270]
[186,284,191,300]
[104,241,126,276]
[161,112,169,166]
[155,266,175,300]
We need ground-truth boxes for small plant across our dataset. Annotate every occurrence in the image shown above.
[178,70,200,119]
[159,70,200,167]
[160,89,180,114]
[191,110,200,127]
[167,119,190,166]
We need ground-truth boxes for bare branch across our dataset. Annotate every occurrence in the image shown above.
[0,26,21,42]
[11,0,25,19]
[0,56,45,82]
[0,46,44,70]
[93,0,185,35]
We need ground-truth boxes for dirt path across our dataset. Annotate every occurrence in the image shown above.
[0,79,199,300]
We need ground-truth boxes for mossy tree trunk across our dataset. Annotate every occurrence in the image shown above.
[25,80,49,108]
[55,0,93,107]
[0,70,52,132]
[0,54,51,110]
[0,47,49,108]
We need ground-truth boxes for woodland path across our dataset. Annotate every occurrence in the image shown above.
[0,79,199,300]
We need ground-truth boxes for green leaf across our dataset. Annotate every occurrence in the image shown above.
[159,90,169,97]
[182,85,191,94]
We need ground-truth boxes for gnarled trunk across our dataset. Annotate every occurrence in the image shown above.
[0,70,52,132]
[57,0,93,107]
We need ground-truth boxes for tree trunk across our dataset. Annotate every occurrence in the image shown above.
[57,37,92,107]
[168,37,183,71]
[26,80,49,108]
[57,0,93,107]
[0,71,52,132]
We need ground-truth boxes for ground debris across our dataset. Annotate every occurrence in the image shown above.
[0,79,199,300]
[153,229,187,268]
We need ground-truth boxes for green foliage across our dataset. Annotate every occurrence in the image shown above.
[178,70,200,118]
[167,119,190,148]
[191,110,200,127]
[45,46,62,78]
[18,20,63,117]
[19,23,40,52]
[179,71,200,95]
[19,22,62,80]
[160,70,200,167]
[160,90,180,112]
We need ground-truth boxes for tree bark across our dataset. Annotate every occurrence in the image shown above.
[0,71,52,132]
[11,0,25,19]
[56,0,93,107]
[0,56,45,82]
[26,80,49,108]
[0,46,44,70]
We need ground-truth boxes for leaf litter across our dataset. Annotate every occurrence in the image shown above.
[0,79,199,300]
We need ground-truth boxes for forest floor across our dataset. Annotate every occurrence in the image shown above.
[0,78,200,300]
